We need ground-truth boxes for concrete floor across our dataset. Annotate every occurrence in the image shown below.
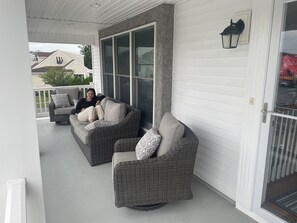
[37,119,258,223]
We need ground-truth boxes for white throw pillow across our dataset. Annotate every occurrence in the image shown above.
[104,100,126,124]
[95,104,104,120]
[84,120,115,131]
[52,94,71,108]
[135,128,162,160]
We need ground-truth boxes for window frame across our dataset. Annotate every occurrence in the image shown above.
[100,22,156,127]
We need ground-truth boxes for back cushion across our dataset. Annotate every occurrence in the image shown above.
[100,97,107,110]
[104,100,126,124]
[56,87,79,106]
[156,112,185,157]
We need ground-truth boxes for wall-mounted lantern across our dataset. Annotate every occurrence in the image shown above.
[220,19,245,49]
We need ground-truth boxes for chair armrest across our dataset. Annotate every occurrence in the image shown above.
[49,100,56,121]
[114,138,141,153]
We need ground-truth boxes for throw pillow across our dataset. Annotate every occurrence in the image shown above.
[56,87,79,106]
[52,94,71,108]
[104,100,126,124]
[84,120,115,131]
[156,112,185,157]
[95,104,104,120]
[135,128,162,160]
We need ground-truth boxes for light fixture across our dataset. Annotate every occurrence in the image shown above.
[220,19,245,49]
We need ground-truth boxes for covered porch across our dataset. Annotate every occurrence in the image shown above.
[37,118,255,223]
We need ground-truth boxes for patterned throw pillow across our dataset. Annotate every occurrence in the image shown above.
[84,120,115,131]
[52,94,71,108]
[135,128,162,160]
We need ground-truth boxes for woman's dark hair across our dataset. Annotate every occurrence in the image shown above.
[87,88,96,96]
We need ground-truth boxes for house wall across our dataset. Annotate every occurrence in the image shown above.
[65,61,89,77]
[33,50,73,69]
[0,0,46,222]
[64,52,84,64]
[172,0,252,200]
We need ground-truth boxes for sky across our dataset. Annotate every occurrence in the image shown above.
[29,42,81,55]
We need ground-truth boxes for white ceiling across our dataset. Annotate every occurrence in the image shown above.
[25,0,183,44]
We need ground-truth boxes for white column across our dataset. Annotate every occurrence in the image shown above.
[92,32,103,94]
[0,0,46,222]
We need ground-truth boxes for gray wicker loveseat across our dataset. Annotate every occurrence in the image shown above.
[49,87,83,123]
[70,98,141,166]
[112,113,199,208]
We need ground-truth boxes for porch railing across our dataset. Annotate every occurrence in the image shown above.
[33,85,91,118]
[268,107,297,183]
[4,178,26,223]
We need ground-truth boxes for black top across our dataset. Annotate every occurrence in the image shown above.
[75,95,106,113]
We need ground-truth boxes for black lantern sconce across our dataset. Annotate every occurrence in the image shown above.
[220,19,245,49]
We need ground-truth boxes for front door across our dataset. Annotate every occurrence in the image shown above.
[258,1,297,222]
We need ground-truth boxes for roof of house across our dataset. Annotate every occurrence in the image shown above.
[32,66,73,73]
[30,51,55,58]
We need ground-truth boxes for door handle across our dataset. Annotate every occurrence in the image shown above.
[261,102,274,123]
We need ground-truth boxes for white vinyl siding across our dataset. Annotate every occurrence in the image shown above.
[172,0,252,200]
[92,33,102,93]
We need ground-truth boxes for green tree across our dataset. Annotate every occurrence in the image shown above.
[41,68,72,86]
[79,45,92,69]
[41,67,93,86]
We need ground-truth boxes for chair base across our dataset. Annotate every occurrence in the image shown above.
[128,203,167,211]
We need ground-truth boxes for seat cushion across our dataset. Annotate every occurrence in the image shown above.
[56,87,79,106]
[156,112,185,157]
[74,124,89,144]
[54,106,75,115]
[52,93,71,108]
[69,114,89,127]
[104,100,126,124]
[135,128,161,160]
[84,120,115,131]
[112,151,137,180]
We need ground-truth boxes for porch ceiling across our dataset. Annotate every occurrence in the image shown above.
[25,0,182,45]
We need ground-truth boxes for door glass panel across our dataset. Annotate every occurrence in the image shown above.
[262,2,297,222]
[102,39,113,74]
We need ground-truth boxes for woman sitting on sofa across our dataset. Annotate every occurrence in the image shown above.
[75,88,105,123]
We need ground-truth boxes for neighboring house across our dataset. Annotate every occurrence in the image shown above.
[31,50,90,87]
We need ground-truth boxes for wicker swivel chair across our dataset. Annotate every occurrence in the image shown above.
[112,113,199,209]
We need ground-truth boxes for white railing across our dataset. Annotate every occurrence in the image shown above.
[268,107,297,183]
[4,178,26,223]
[33,85,91,118]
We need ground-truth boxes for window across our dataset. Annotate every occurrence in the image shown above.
[102,39,114,98]
[115,34,130,104]
[74,74,84,79]
[102,26,154,127]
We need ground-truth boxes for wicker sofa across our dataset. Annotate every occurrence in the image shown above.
[112,113,199,208]
[49,87,83,123]
[70,99,141,166]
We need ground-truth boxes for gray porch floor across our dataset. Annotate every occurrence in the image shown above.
[37,119,257,223]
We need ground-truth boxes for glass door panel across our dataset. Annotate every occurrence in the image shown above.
[262,2,297,222]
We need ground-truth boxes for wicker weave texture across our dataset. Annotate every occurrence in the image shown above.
[113,125,199,207]
[71,104,141,166]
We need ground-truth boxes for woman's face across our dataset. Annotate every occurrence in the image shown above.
[86,91,94,101]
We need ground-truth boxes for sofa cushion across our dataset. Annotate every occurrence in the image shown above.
[54,106,75,115]
[74,124,89,144]
[112,151,137,180]
[104,100,126,124]
[56,87,79,106]
[51,93,71,108]
[135,128,161,160]
[100,97,107,110]
[95,104,104,120]
[84,120,115,131]
[69,114,89,127]
[156,113,185,157]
